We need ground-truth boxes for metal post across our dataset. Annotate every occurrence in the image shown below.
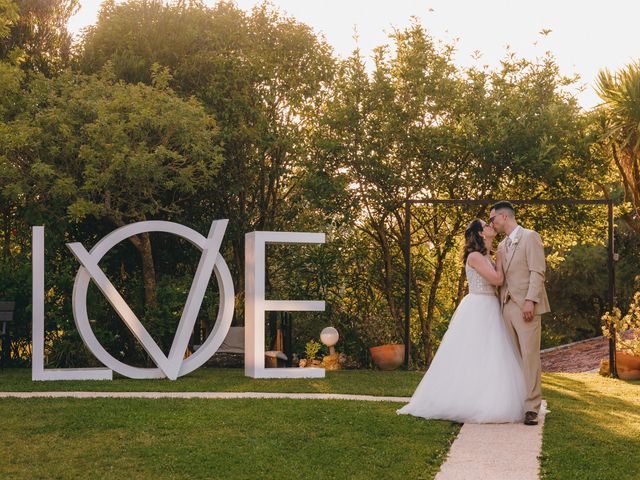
[404,200,411,368]
[607,200,618,378]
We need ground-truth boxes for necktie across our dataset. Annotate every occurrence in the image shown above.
[506,237,513,250]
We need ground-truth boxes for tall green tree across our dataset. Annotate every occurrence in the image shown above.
[0,67,222,313]
[0,0,78,75]
[596,61,640,233]
[76,1,335,303]
[311,23,608,365]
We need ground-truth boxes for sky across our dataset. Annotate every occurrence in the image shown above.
[69,0,639,110]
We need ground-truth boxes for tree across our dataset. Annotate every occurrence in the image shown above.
[596,61,640,233]
[0,67,222,314]
[0,0,78,75]
[0,0,18,39]
[0,2,616,368]
[0,0,23,259]
[311,23,608,366]
[76,0,335,305]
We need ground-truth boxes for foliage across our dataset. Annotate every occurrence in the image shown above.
[0,0,18,40]
[310,21,609,365]
[602,291,640,356]
[304,339,322,360]
[543,216,640,349]
[544,244,609,347]
[0,66,223,365]
[0,0,78,75]
[596,61,640,234]
[76,0,336,298]
[0,0,628,369]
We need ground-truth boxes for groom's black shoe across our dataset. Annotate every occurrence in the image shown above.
[524,411,538,426]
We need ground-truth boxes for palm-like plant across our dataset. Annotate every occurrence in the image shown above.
[596,62,640,229]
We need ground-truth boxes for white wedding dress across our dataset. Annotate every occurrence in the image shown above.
[397,256,526,423]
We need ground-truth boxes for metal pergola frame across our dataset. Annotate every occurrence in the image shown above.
[403,198,617,378]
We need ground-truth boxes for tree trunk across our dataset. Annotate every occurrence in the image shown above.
[423,252,446,366]
[375,222,404,336]
[139,232,157,309]
[411,274,427,366]
[124,229,158,312]
[232,234,243,325]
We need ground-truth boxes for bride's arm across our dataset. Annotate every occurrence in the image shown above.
[467,251,504,286]
[495,249,504,277]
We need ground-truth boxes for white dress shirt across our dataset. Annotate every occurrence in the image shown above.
[508,225,522,245]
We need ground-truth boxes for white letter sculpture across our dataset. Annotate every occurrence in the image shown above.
[32,222,327,381]
[245,231,326,378]
[32,226,112,380]
[32,220,234,380]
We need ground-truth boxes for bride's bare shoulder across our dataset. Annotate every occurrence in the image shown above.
[467,251,484,265]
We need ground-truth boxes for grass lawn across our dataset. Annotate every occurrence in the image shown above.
[0,367,424,396]
[540,373,640,480]
[0,396,458,479]
[2,369,639,479]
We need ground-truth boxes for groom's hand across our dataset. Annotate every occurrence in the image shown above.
[523,300,535,322]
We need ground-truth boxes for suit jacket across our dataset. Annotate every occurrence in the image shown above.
[498,227,550,315]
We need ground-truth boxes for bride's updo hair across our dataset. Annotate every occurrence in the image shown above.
[463,219,487,263]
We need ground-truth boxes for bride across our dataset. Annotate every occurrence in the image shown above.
[397,218,526,423]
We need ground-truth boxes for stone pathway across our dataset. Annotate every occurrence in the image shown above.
[435,401,548,480]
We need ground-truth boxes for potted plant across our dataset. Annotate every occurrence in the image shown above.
[369,343,405,371]
[602,291,640,380]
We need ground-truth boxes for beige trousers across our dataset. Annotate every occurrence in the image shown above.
[502,299,542,413]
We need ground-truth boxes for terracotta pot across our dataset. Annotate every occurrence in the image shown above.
[616,351,640,380]
[370,344,405,371]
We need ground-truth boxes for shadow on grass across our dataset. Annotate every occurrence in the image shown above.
[541,373,640,480]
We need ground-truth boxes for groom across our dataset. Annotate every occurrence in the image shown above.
[489,201,550,426]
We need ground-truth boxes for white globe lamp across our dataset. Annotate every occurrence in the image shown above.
[320,327,339,355]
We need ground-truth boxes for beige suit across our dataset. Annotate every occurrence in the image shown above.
[499,227,550,414]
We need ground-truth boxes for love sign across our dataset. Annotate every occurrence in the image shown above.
[31,221,326,381]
